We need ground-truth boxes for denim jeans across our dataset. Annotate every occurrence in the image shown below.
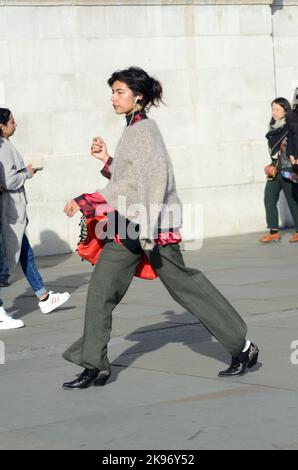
[19,234,47,298]
[0,262,9,283]
[0,230,9,283]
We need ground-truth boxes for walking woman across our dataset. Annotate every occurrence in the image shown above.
[62,67,259,389]
[260,98,298,243]
[0,108,70,315]
[0,185,24,329]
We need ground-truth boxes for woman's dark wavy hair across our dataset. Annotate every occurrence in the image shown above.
[270,97,292,125]
[107,66,163,111]
[0,108,11,137]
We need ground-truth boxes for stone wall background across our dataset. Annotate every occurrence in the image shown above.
[1,0,298,254]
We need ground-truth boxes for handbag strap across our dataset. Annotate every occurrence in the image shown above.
[274,154,280,167]
[269,129,289,156]
[79,215,88,242]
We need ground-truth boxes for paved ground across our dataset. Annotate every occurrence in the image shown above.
[1,230,298,450]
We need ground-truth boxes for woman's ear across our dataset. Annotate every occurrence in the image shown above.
[135,94,143,103]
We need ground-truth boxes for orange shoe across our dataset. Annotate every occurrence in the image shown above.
[289,233,298,243]
[259,232,281,243]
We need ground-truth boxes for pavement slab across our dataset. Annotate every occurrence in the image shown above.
[1,231,298,449]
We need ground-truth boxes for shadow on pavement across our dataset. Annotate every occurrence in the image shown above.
[110,310,262,383]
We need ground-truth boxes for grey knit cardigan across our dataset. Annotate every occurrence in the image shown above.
[100,118,182,250]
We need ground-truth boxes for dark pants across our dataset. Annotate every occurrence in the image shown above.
[63,242,247,370]
[264,173,298,230]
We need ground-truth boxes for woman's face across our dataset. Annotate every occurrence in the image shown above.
[0,113,17,138]
[111,80,140,115]
[271,103,286,121]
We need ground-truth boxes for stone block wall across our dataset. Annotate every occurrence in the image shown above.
[1,0,297,254]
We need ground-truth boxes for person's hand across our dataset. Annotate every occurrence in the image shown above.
[91,137,110,163]
[64,200,80,217]
[26,164,35,176]
[289,155,298,165]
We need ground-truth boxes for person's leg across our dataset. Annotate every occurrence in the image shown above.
[19,234,47,298]
[63,242,143,373]
[0,262,10,286]
[264,177,282,230]
[260,177,282,242]
[280,178,298,235]
[0,231,10,286]
[19,234,70,313]
[146,244,247,357]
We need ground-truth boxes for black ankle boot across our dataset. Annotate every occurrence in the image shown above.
[63,368,100,390]
[93,369,111,387]
[218,343,259,377]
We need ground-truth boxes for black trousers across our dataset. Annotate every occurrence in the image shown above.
[264,173,298,230]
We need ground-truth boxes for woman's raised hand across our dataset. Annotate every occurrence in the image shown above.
[91,137,110,163]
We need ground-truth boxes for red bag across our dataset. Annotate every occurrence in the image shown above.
[135,254,158,280]
[77,216,104,265]
[77,216,157,280]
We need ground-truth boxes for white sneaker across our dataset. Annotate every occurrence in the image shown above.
[0,309,24,330]
[39,291,70,314]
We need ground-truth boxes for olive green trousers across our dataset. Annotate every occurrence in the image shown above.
[63,242,247,370]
